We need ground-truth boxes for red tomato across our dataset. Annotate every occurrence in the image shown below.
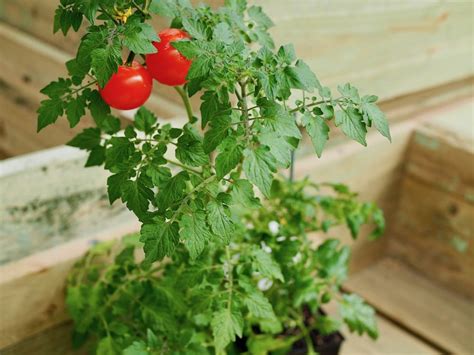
[99,61,153,110]
[146,28,192,86]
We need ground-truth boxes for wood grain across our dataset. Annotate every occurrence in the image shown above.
[345,257,474,354]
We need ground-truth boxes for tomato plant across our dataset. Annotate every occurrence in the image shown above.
[39,1,391,354]
[146,28,192,86]
[99,61,153,110]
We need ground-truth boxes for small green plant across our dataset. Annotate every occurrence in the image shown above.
[67,179,383,354]
[39,0,391,353]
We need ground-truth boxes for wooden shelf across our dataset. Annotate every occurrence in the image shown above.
[345,257,474,354]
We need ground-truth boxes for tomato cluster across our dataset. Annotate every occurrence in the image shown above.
[99,28,192,110]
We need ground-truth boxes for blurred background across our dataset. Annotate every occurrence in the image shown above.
[0,1,473,354]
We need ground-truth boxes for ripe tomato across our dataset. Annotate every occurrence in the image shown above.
[99,61,153,110]
[146,28,192,86]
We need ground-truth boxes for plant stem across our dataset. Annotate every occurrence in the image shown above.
[125,51,136,65]
[99,4,119,25]
[289,151,295,182]
[131,0,148,15]
[175,86,194,123]
[239,81,250,138]
[226,246,234,311]
[166,158,203,175]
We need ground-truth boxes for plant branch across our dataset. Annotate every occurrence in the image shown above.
[175,86,194,123]
[166,159,203,175]
[99,4,120,25]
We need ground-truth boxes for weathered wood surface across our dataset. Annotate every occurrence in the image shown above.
[0,218,139,349]
[345,257,474,355]
[254,0,474,101]
[387,99,474,299]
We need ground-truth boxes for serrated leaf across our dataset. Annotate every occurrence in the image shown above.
[314,239,350,283]
[67,127,101,150]
[123,20,158,54]
[207,200,234,244]
[240,281,275,319]
[248,6,274,29]
[203,115,231,153]
[302,112,329,157]
[340,294,378,339]
[123,341,149,355]
[259,131,294,168]
[175,128,209,167]
[96,337,117,355]
[40,78,71,98]
[180,210,214,259]
[213,22,234,44]
[243,146,276,197]
[107,173,128,204]
[105,137,134,169]
[85,146,106,167]
[215,136,243,178]
[335,108,367,146]
[146,166,171,187]
[285,60,321,92]
[200,91,220,129]
[91,42,122,87]
[252,249,284,281]
[361,101,391,142]
[156,171,189,210]
[187,56,213,80]
[230,179,261,209]
[259,99,301,139]
[182,17,207,41]
[140,220,179,264]
[37,99,64,131]
[121,177,153,220]
[134,107,157,134]
[66,95,87,127]
[211,308,243,352]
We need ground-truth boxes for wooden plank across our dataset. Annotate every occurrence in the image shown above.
[387,99,474,298]
[345,257,474,354]
[253,0,474,101]
[1,322,87,355]
[0,219,139,349]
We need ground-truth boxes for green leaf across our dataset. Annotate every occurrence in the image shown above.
[213,22,234,44]
[180,210,214,260]
[259,131,294,168]
[156,171,189,210]
[40,78,71,98]
[182,17,207,41]
[187,56,213,81]
[215,136,243,178]
[240,281,275,319]
[91,42,122,87]
[140,220,179,264]
[248,6,274,29]
[134,107,157,134]
[230,179,261,209]
[361,101,391,142]
[123,20,159,54]
[207,200,234,244]
[121,176,153,220]
[107,173,128,204]
[211,308,243,352]
[335,108,367,146]
[175,127,209,167]
[252,249,284,281]
[302,112,329,157]
[67,127,101,150]
[200,91,228,129]
[85,146,106,167]
[314,239,350,283]
[146,166,171,187]
[340,294,378,339]
[243,146,277,197]
[203,115,231,153]
[105,137,134,169]
[37,99,64,132]
[285,60,321,92]
[277,44,296,64]
[259,99,301,139]
[66,94,87,128]
[123,341,149,355]
[96,337,117,355]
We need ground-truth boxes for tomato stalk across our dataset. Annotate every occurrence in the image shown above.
[174,86,194,123]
